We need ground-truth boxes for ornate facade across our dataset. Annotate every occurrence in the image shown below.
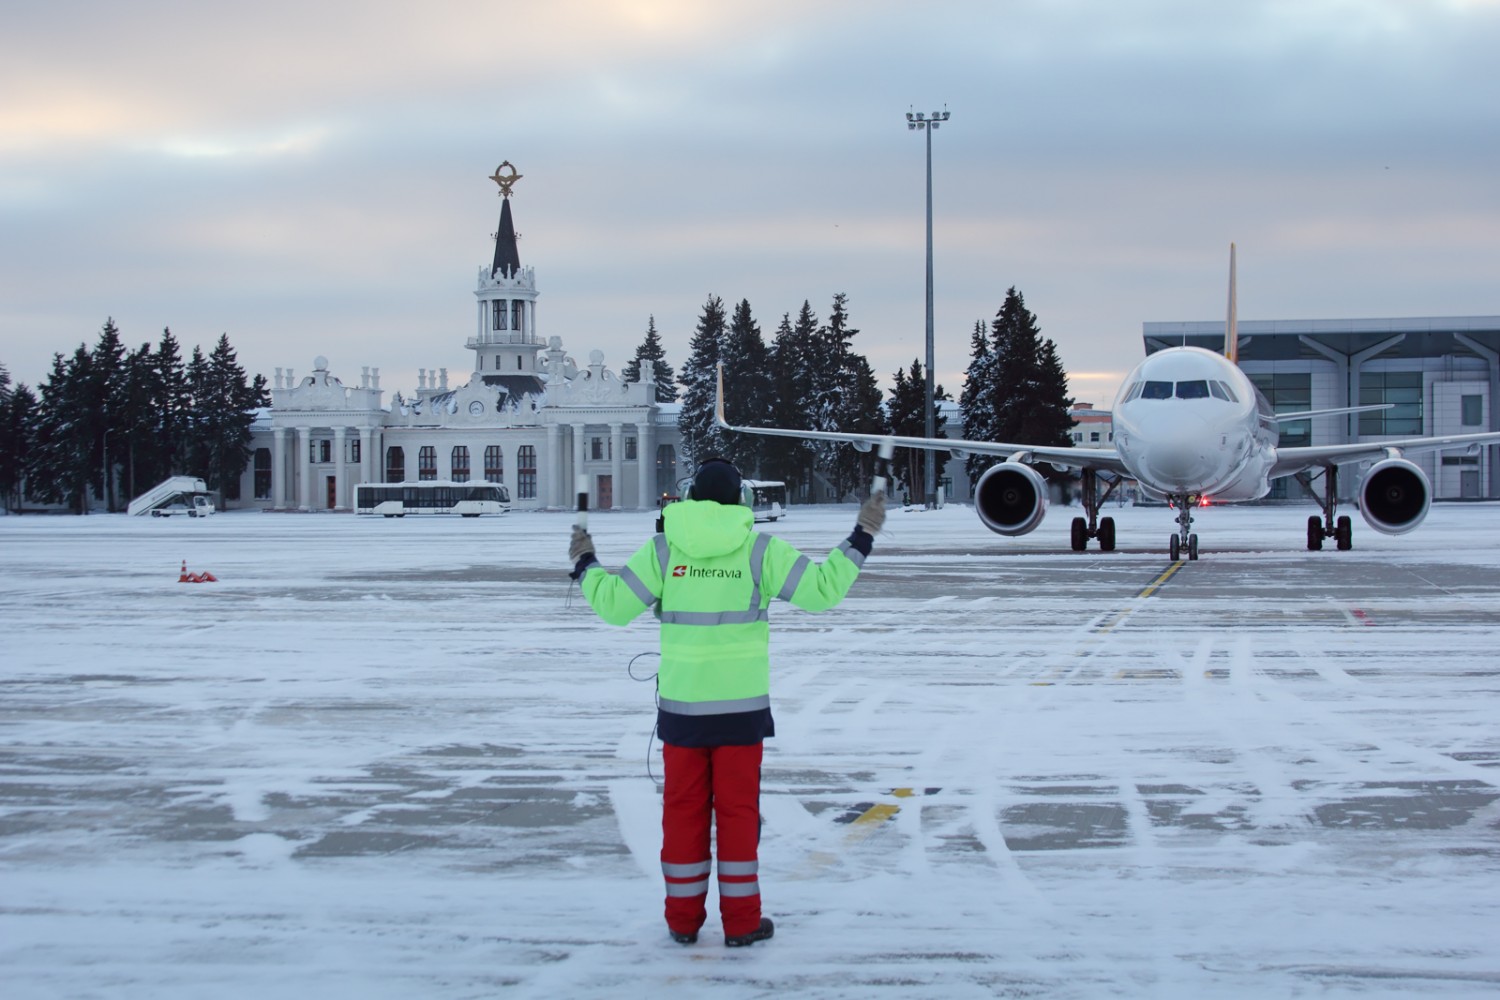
[238,163,682,511]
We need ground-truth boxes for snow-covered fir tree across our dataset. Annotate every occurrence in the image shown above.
[717,299,773,477]
[622,315,678,403]
[959,318,999,487]
[887,358,950,502]
[676,294,730,467]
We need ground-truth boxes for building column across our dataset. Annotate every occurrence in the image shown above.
[360,428,374,487]
[1455,332,1500,498]
[333,427,348,510]
[295,426,313,511]
[544,422,561,508]
[572,423,587,505]
[609,422,624,509]
[272,427,288,509]
[638,417,655,509]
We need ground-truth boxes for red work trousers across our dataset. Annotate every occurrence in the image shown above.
[660,742,763,938]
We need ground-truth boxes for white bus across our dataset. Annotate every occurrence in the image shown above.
[743,480,787,522]
[354,482,512,517]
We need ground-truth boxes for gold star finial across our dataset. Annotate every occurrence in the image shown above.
[490,160,522,198]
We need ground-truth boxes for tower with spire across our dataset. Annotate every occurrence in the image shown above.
[469,161,546,399]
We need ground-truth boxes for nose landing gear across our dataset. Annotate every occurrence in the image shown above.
[1167,494,1200,561]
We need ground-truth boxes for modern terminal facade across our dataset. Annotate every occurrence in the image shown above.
[1144,317,1500,500]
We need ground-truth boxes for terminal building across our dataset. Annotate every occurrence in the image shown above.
[1143,317,1500,499]
[238,163,684,512]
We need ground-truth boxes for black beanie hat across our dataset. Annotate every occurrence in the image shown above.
[692,458,743,505]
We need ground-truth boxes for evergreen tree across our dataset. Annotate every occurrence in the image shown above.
[676,294,729,468]
[990,287,1073,483]
[188,334,268,501]
[959,319,1000,487]
[28,350,94,512]
[887,359,951,501]
[811,293,885,500]
[764,305,818,496]
[622,315,678,402]
[153,328,192,479]
[89,319,128,510]
[717,299,772,477]
[0,375,36,512]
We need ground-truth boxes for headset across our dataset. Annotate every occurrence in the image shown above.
[683,455,751,506]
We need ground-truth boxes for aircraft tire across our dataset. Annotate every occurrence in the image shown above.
[1188,533,1198,560]
[1070,517,1088,551]
[1335,515,1352,551]
[1307,515,1323,551]
[1098,517,1116,552]
[1169,534,1180,561]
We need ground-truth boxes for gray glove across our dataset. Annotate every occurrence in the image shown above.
[568,525,595,564]
[857,492,887,535]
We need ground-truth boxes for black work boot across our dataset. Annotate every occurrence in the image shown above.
[669,929,698,945]
[724,917,774,948]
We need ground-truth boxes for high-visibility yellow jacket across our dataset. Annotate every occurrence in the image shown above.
[581,499,868,745]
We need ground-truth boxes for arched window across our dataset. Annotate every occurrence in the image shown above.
[517,445,537,500]
[484,445,504,483]
[451,445,470,482]
[418,446,437,481]
[385,447,405,483]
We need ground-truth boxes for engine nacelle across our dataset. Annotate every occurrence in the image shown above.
[1360,457,1430,534]
[974,461,1048,536]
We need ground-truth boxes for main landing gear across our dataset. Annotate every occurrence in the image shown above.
[1298,465,1352,551]
[1070,468,1121,552]
[1167,494,1200,561]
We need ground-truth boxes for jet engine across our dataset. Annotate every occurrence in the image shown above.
[1359,457,1430,534]
[975,461,1048,536]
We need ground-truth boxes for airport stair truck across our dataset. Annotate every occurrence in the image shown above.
[127,477,215,517]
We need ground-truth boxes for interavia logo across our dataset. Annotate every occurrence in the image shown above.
[671,564,743,580]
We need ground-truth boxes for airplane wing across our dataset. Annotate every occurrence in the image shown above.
[713,364,1134,476]
[1271,430,1500,479]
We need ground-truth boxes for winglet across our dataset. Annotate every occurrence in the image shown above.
[714,362,730,429]
[1225,242,1239,363]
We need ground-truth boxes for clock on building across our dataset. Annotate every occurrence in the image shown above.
[468,400,485,415]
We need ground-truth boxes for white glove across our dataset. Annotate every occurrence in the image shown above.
[569,525,595,564]
[857,492,887,535]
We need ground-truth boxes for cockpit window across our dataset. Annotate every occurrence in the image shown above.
[1175,380,1210,399]
[1215,380,1239,403]
[1141,381,1174,400]
[1208,381,1229,401]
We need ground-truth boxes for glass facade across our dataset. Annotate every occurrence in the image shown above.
[1360,371,1422,436]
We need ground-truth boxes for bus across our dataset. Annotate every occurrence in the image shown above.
[743,480,787,522]
[354,481,512,517]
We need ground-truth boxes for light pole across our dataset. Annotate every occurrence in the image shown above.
[906,106,950,507]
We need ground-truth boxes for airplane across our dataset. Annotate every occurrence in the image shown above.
[715,245,1500,560]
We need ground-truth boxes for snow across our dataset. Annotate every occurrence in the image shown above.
[2,501,1498,998]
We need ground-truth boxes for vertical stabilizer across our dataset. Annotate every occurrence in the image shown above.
[1225,242,1239,363]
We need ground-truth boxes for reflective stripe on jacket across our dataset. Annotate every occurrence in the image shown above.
[581,500,864,719]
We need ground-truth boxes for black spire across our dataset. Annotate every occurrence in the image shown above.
[488,161,523,278]
[492,196,521,278]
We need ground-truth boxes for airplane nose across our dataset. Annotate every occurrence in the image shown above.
[1146,438,1212,486]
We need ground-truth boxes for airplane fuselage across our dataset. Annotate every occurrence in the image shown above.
[1111,346,1279,501]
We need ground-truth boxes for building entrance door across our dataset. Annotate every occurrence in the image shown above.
[598,475,612,510]
[327,476,338,509]
[1461,470,1479,499]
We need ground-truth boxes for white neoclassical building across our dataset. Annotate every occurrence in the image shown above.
[237,163,682,511]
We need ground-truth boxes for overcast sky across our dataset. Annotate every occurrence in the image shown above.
[3,0,1498,409]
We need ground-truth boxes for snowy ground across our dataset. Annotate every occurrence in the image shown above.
[2,500,1498,999]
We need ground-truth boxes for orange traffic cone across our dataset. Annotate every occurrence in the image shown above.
[199,571,217,583]
[178,560,190,583]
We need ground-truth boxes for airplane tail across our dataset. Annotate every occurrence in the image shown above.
[1225,242,1238,363]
